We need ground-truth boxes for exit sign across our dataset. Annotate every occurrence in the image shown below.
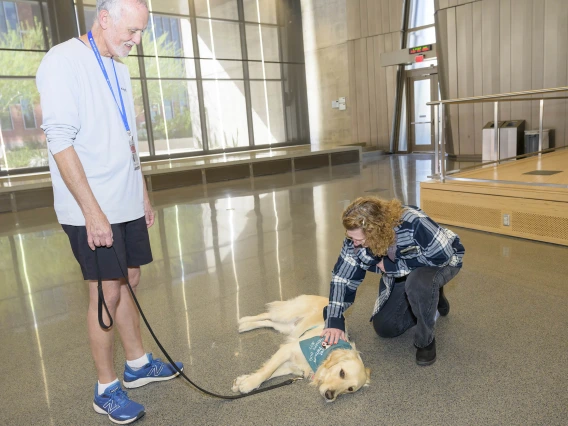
[409,44,433,54]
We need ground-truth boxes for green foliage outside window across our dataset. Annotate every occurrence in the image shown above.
[0,18,49,169]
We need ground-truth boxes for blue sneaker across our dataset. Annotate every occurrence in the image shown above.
[93,381,145,424]
[123,353,184,389]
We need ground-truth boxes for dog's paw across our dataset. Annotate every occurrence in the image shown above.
[233,374,261,394]
[238,322,254,333]
[238,316,255,325]
[232,374,250,392]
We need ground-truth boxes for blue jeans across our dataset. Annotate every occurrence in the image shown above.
[372,265,461,348]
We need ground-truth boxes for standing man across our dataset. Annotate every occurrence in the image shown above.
[321,196,465,366]
[37,1,182,423]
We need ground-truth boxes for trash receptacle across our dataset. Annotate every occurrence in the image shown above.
[500,120,525,159]
[524,130,550,154]
[482,120,525,161]
[482,121,505,162]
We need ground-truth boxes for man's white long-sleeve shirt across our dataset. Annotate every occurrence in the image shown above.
[36,38,144,226]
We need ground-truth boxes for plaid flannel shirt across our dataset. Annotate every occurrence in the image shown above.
[324,205,465,331]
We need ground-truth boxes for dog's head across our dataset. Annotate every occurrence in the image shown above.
[310,343,370,402]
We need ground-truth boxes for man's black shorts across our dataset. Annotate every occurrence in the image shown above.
[62,216,153,281]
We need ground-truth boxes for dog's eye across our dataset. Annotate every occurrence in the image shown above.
[340,369,345,379]
[348,387,354,392]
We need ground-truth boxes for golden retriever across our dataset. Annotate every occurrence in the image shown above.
[232,295,370,401]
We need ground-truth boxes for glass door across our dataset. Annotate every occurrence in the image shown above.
[407,70,438,152]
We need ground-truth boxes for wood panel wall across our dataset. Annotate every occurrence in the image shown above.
[347,0,404,150]
[436,0,568,157]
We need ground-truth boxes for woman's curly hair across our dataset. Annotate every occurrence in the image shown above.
[342,196,404,256]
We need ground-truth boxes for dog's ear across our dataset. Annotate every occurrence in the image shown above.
[350,342,357,351]
[364,368,371,386]
[322,349,352,369]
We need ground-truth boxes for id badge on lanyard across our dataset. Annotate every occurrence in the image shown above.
[127,131,140,170]
[88,31,140,170]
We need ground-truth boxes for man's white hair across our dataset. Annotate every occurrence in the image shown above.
[96,0,148,20]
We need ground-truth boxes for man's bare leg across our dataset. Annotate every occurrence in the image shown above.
[114,267,145,361]
[88,279,121,383]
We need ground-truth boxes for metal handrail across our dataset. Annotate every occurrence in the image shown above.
[444,146,566,176]
[427,86,568,105]
[429,86,568,182]
[430,95,568,104]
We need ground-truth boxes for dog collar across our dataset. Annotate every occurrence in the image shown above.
[299,336,352,372]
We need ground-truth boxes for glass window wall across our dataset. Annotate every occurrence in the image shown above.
[244,0,278,24]
[406,1,437,71]
[0,0,308,174]
[408,0,435,29]
[0,0,50,172]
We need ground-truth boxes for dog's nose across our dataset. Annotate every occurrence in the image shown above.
[324,390,335,400]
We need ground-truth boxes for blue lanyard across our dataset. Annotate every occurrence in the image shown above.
[87,31,130,133]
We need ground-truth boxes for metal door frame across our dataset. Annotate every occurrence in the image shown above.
[406,67,438,152]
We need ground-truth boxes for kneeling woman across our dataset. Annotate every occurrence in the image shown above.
[321,196,465,365]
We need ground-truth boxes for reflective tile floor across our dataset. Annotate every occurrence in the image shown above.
[1,154,567,425]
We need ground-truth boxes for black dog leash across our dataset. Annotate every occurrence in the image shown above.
[96,248,114,330]
[95,246,301,399]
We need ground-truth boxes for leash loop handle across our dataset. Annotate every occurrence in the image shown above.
[95,248,113,330]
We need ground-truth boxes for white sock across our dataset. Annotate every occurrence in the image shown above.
[434,310,441,322]
[98,379,119,395]
[127,353,150,370]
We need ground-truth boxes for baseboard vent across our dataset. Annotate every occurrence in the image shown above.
[512,211,568,241]
[423,199,501,229]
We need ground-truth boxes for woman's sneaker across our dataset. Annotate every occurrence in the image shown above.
[123,353,184,389]
[93,381,145,424]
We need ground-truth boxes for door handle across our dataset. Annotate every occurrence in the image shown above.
[410,121,433,125]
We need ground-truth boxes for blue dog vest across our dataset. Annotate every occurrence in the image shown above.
[299,336,353,372]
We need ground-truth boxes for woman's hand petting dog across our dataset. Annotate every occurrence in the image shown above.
[321,328,345,345]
